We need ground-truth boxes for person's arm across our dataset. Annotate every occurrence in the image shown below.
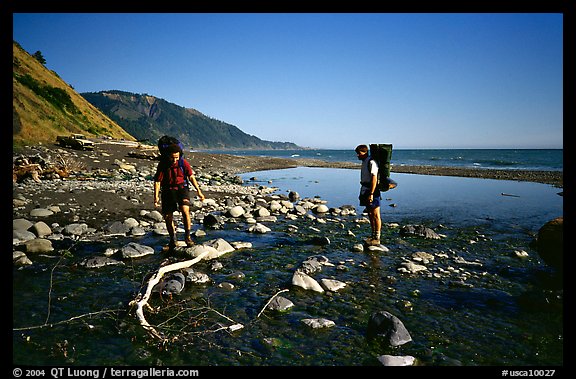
[368,159,378,201]
[369,174,378,202]
[189,174,205,201]
[153,181,161,207]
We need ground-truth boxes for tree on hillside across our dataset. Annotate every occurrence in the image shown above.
[32,51,46,65]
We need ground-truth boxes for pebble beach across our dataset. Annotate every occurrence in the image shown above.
[12,139,563,367]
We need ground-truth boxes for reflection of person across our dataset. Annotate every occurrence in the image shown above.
[355,144,381,246]
[153,144,205,250]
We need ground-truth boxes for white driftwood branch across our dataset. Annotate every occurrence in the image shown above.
[129,252,209,339]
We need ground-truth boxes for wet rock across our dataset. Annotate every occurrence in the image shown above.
[25,238,54,253]
[184,244,220,260]
[292,271,324,293]
[377,355,416,366]
[248,223,271,233]
[534,216,563,271]
[204,238,235,255]
[13,251,32,266]
[80,256,125,269]
[320,278,347,292]
[367,310,412,347]
[301,318,335,328]
[120,242,155,258]
[183,268,211,284]
[155,272,186,296]
[400,224,441,239]
[266,295,294,312]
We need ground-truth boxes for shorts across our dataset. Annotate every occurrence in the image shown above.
[359,187,381,209]
[161,185,190,214]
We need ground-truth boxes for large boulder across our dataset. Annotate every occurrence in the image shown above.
[534,216,563,271]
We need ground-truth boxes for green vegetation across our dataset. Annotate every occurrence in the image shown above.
[32,50,46,65]
[15,73,80,115]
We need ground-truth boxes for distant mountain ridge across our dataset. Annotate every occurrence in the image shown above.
[81,90,301,150]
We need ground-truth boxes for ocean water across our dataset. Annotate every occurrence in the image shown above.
[200,148,563,172]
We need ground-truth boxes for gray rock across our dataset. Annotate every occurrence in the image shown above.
[301,318,335,328]
[367,310,412,347]
[145,210,164,222]
[183,268,211,284]
[13,229,37,243]
[104,221,131,236]
[63,223,88,236]
[129,226,146,236]
[120,242,155,259]
[377,355,416,366]
[248,223,271,233]
[292,271,324,293]
[267,295,294,312]
[320,278,347,292]
[30,208,54,217]
[288,191,300,202]
[312,204,329,214]
[80,256,125,268]
[13,218,33,231]
[25,238,54,253]
[31,221,52,238]
[400,224,441,239]
[228,205,245,218]
[203,214,223,229]
[203,238,235,255]
[156,272,186,296]
[13,252,33,266]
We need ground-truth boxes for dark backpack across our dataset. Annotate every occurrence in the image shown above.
[369,143,397,192]
[157,135,190,187]
[158,135,185,157]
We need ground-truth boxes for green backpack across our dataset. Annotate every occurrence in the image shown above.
[369,143,397,192]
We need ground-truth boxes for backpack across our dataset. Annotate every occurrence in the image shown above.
[158,135,185,156]
[369,143,397,192]
[157,135,190,187]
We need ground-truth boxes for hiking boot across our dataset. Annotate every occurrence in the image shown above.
[168,239,177,251]
[185,235,195,247]
[366,237,381,246]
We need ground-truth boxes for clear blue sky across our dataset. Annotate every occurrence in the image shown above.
[12,13,563,149]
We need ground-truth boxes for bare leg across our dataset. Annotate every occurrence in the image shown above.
[164,213,176,242]
[180,203,191,235]
[180,201,194,246]
[368,206,381,243]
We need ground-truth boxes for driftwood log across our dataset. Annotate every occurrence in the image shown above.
[13,163,43,183]
[127,151,160,160]
[129,252,209,339]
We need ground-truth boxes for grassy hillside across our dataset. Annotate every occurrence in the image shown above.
[12,41,136,150]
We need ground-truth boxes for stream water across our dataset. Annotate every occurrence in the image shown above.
[12,168,563,367]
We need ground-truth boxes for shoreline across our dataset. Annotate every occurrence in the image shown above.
[15,141,563,188]
[185,152,563,188]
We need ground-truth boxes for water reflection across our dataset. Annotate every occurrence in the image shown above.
[241,167,563,231]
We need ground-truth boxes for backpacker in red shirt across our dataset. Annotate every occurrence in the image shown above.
[155,135,192,189]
